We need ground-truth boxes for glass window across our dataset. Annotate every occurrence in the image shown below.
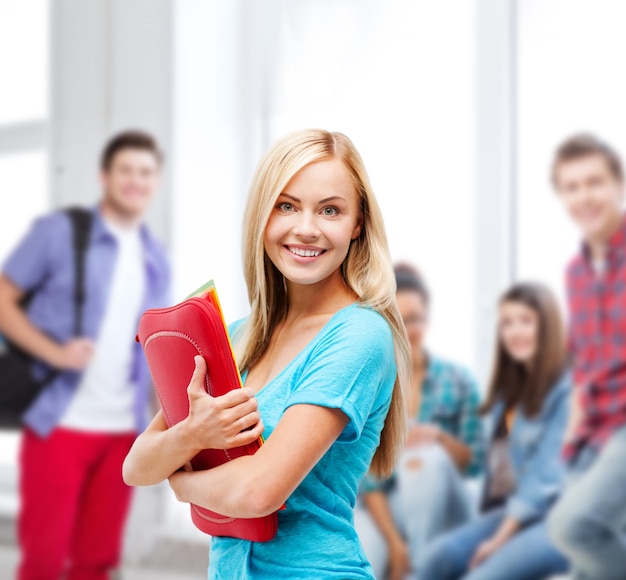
[0,0,49,125]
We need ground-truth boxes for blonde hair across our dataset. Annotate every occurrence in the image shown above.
[234,129,411,477]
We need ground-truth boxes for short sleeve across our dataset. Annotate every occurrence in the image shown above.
[285,307,397,443]
[2,214,56,292]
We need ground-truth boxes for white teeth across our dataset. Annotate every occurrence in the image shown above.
[288,246,322,257]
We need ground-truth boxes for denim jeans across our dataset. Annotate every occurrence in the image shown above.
[418,507,568,580]
[548,425,626,580]
[355,444,473,579]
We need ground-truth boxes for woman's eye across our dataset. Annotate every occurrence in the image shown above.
[322,206,339,216]
[278,202,295,212]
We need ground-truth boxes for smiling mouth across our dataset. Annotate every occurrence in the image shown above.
[286,246,327,258]
[576,207,601,220]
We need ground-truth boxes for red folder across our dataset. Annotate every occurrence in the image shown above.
[136,281,278,541]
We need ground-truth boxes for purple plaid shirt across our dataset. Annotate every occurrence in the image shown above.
[2,205,170,436]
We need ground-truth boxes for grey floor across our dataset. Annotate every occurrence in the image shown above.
[0,544,204,579]
[0,474,209,580]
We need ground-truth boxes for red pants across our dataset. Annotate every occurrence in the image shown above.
[17,427,136,580]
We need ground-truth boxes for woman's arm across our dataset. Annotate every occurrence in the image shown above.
[504,385,569,525]
[169,403,349,518]
[123,356,264,486]
[437,430,472,471]
[407,423,472,471]
[363,491,410,580]
[363,491,404,546]
[469,516,521,569]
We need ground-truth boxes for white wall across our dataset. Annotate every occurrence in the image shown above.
[173,0,478,371]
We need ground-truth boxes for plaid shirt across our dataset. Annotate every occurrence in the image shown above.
[564,214,626,460]
[361,353,485,492]
[417,354,485,476]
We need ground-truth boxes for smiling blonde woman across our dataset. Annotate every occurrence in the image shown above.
[123,129,411,579]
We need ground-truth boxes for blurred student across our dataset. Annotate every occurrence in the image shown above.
[419,282,570,580]
[0,130,170,580]
[547,134,626,579]
[123,129,412,579]
[356,263,485,580]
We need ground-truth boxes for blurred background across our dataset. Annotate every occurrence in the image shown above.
[1,0,625,577]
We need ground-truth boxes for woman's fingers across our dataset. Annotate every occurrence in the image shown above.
[235,411,262,433]
[187,357,256,409]
[187,356,209,397]
[183,356,262,449]
[225,397,258,422]
[227,419,265,448]
[218,387,257,408]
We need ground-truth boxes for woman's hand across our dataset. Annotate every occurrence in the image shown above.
[469,537,502,569]
[470,516,519,569]
[183,356,264,450]
[123,356,264,488]
[387,537,411,580]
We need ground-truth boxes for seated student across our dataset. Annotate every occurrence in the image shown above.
[355,264,485,580]
[418,282,570,580]
[547,134,626,580]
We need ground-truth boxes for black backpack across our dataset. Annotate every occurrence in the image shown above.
[0,207,92,429]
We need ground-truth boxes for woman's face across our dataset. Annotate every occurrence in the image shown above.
[396,289,428,361]
[263,159,362,288]
[499,300,540,365]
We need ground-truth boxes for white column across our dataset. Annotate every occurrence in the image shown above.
[474,0,517,383]
[50,0,174,244]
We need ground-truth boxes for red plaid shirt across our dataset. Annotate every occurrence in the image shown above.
[564,215,626,460]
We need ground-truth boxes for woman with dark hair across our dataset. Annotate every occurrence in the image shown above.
[419,282,570,580]
[356,264,485,580]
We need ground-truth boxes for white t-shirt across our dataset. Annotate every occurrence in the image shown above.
[60,218,145,432]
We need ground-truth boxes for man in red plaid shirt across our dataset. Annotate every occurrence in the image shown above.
[547,134,626,580]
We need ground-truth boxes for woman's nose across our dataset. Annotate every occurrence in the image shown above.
[292,213,320,239]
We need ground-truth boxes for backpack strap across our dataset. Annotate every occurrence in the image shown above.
[65,207,93,336]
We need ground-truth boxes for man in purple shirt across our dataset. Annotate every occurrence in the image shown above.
[0,130,170,580]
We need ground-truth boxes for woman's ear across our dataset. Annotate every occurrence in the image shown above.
[351,216,363,240]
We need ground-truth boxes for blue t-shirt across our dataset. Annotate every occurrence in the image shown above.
[208,303,397,579]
